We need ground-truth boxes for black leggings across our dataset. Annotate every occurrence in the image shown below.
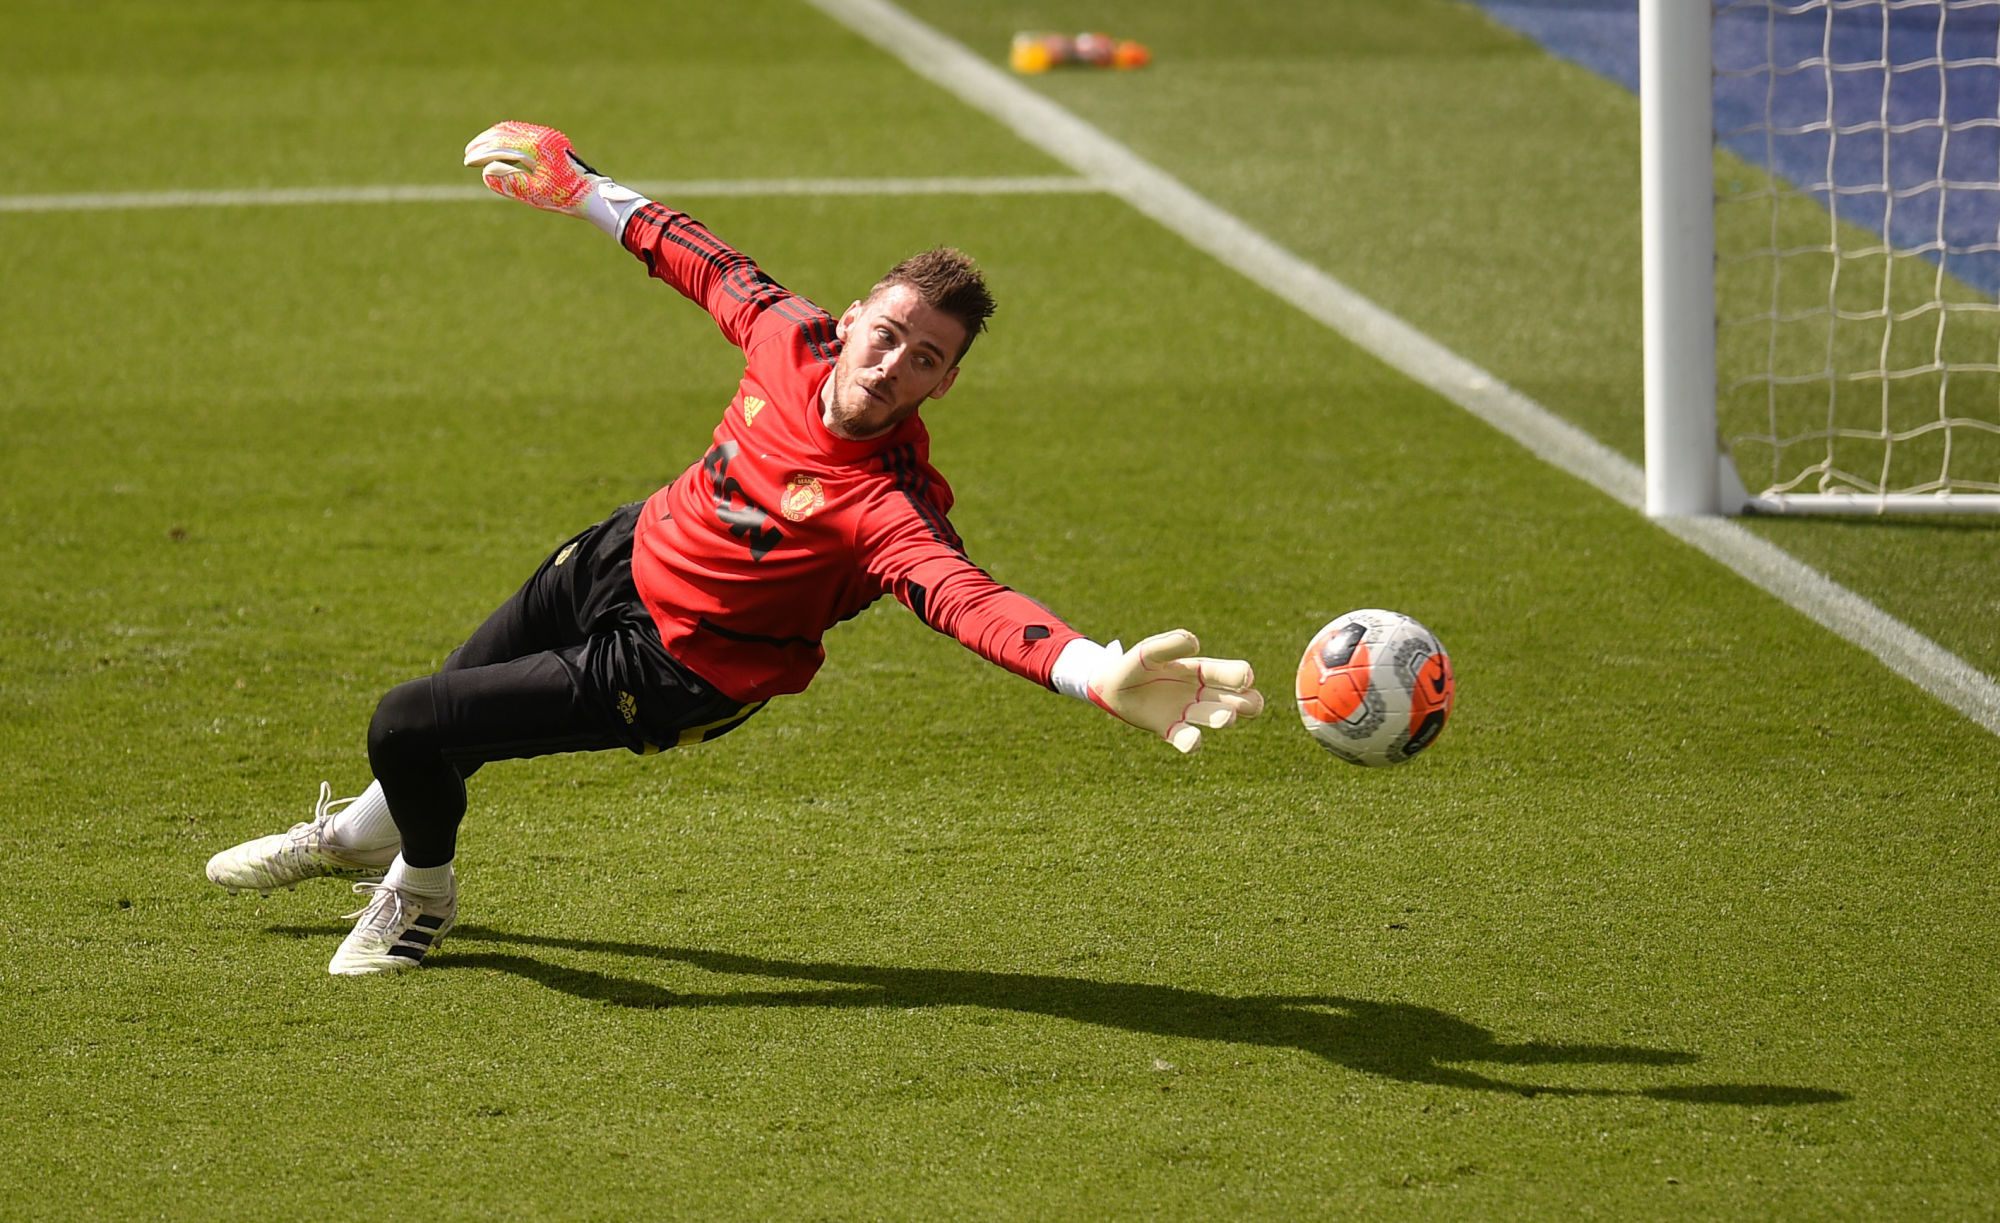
[367,504,760,867]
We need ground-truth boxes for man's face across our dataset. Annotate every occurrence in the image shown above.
[822,283,968,441]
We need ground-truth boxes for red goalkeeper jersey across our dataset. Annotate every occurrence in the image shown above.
[621,204,1083,703]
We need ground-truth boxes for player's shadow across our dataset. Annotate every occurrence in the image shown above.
[420,926,1844,1105]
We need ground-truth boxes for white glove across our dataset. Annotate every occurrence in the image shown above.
[1080,630,1264,754]
[462,121,648,238]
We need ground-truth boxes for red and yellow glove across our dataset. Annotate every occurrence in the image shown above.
[463,121,645,236]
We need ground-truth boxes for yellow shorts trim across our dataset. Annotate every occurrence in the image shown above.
[639,699,769,755]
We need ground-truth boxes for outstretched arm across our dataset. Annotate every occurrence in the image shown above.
[463,121,793,349]
[872,500,1263,756]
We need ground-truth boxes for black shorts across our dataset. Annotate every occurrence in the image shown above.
[435,502,763,763]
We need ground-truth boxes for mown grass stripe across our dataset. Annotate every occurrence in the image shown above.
[808,0,2000,738]
[0,176,1100,214]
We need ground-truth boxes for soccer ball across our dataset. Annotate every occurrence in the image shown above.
[1296,609,1455,767]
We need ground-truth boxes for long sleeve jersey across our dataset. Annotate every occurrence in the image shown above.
[621,204,1084,704]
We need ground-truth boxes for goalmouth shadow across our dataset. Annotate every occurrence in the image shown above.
[415,925,1846,1105]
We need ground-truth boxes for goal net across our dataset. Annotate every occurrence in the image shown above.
[1650,0,2000,514]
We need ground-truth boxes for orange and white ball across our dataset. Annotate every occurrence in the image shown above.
[1296,609,1454,766]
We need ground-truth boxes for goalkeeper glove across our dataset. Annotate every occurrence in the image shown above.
[462,121,648,239]
[1063,631,1264,754]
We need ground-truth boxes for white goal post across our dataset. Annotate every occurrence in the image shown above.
[1644,0,2000,515]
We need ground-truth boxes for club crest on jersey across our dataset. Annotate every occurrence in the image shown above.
[741,396,766,426]
[780,473,826,521]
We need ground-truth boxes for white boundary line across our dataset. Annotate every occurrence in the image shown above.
[0,176,1099,214]
[807,0,2000,736]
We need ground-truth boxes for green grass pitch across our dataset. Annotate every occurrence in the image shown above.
[4,1,1998,1218]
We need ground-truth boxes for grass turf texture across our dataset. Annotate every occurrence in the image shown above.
[3,0,1998,1218]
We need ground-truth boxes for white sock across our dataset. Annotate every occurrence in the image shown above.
[384,855,455,899]
[325,780,402,851]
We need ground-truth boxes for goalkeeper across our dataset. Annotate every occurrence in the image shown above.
[205,123,1265,977]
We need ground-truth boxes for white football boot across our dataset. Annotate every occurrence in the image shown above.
[205,782,399,896]
[328,875,457,976]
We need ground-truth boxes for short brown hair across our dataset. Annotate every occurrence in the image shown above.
[868,247,996,363]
